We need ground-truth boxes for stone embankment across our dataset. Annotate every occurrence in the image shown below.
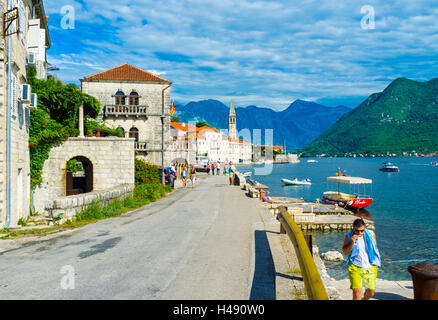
[235,171,413,300]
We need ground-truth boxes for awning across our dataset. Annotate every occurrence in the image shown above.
[327,176,372,184]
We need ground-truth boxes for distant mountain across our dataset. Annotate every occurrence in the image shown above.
[297,77,438,156]
[174,99,350,150]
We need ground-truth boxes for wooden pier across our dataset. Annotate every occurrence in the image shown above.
[237,172,374,233]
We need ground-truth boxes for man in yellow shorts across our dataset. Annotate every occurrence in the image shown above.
[342,219,381,300]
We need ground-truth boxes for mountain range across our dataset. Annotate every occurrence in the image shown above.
[297,77,438,156]
[174,99,350,150]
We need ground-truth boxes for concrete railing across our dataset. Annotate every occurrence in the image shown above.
[104,105,148,118]
[135,141,148,151]
[277,206,329,300]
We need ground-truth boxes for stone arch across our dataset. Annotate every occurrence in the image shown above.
[65,156,94,196]
[117,126,126,138]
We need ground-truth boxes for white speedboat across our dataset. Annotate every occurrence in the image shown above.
[281,178,312,186]
[379,162,399,172]
[242,172,252,177]
[307,159,318,163]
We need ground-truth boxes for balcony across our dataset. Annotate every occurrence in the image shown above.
[135,141,148,152]
[104,105,148,118]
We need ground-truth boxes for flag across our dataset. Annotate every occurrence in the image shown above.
[170,100,175,116]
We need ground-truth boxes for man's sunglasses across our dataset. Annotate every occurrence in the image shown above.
[354,229,365,234]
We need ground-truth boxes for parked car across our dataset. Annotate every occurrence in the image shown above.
[158,167,175,187]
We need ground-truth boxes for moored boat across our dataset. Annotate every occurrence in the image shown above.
[281,178,311,186]
[322,176,373,210]
[379,162,400,172]
[430,161,437,166]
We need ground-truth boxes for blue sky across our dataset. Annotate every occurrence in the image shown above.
[44,0,438,110]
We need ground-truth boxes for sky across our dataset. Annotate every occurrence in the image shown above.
[44,0,438,111]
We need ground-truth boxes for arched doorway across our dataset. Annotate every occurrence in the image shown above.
[66,156,93,196]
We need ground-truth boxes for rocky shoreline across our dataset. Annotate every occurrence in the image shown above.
[313,245,414,300]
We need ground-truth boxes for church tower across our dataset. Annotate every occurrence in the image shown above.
[229,100,237,140]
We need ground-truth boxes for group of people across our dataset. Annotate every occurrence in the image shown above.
[178,161,238,189]
[206,161,237,185]
[206,162,221,175]
[180,165,198,189]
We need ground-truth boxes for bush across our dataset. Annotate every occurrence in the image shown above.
[135,158,161,185]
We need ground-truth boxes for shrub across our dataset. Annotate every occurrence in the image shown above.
[135,158,161,185]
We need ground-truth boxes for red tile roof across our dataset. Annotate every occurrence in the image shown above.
[171,122,197,132]
[82,63,170,83]
[197,126,220,133]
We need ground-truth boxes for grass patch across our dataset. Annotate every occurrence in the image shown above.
[1,183,173,240]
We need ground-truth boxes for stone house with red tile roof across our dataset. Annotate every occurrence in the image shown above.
[80,63,172,166]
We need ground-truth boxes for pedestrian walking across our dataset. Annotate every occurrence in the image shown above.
[181,166,188,188]
[228,161,236,185]
[190,166,197,188]
[211,163,215,175]
[216,162,221,175]
[342,218,381,300]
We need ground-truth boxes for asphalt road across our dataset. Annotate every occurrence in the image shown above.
[0,174,274,300]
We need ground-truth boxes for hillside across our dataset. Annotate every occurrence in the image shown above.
[297,78,438,156]
[175,99,350,150]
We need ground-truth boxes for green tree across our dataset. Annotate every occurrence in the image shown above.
[196,120,210,128]
[27,66,102,186]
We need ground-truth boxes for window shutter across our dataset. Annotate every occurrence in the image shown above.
[10,72,18,117]
[19,0,25,42]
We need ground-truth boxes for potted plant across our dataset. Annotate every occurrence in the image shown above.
[96,131,101,137]
[87,130,93,137]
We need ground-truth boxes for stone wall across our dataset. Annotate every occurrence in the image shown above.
[33,136,135,215]
[0,0,35,228]
[45,184,134,223]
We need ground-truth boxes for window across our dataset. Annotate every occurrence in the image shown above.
[129,91,139,106]
[115,90,125,105]
[129,127,139,141]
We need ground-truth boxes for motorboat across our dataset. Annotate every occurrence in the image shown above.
[242,172,252,177]
[281,178,312,186]
[307,159,318,163]
[430,161,437,166]
[322,176,373,210]
[379,162,400,172]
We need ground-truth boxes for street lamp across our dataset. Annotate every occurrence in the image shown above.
[161,83,172,185]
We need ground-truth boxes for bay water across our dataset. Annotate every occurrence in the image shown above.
[238,157,438,281]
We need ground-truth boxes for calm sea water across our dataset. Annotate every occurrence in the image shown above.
[238,157,438,281]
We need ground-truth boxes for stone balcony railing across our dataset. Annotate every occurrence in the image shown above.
[104,105,148,118]
[135,141,148,152]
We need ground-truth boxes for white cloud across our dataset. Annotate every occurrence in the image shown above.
[44,0,438,108]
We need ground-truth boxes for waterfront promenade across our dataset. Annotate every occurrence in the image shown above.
[0,173,274,299]
[0,173,413,300]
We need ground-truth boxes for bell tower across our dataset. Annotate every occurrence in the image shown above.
[228,100,237,140]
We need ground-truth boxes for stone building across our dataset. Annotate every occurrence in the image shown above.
[169,122,197,165]
[81,63,173,166]
[0,0,50,228]
[169,101,253,165]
